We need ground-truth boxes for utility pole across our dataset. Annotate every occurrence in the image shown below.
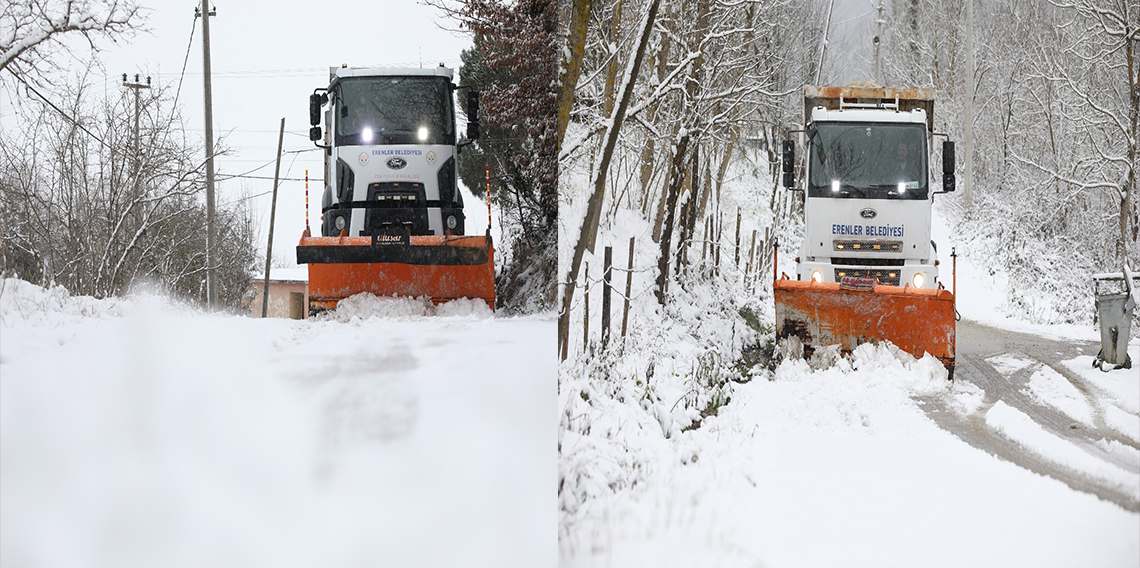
[965,0,974,209]
[122,73,150,216]
[261,118,285,319]
[197,1,218,309]
[815,0,835,85]
[873,0,885,84]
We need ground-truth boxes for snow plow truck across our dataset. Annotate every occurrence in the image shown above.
[776,82,957,377]
[297,65,494,315]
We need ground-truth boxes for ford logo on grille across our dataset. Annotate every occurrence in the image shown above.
[386,157,407,170]
[860,208,877,219]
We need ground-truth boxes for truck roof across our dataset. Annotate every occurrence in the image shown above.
[331,65,454,82]
[809,106,927,126]
[804,84,934,132]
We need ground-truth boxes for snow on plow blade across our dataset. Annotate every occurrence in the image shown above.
[297,232,495,313]
[774,277,955,373]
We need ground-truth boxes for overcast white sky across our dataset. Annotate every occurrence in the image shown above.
[9,0,474,269]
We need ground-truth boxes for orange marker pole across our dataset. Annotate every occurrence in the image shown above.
[485,165,491,237]
[305,169,310,232]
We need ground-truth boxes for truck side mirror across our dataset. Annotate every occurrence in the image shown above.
[942,140,956,192]
[309,126,322,142]
[781,140,795,189]
[465,90,481,141]
[309,93,326,126]
[466,90,480,119]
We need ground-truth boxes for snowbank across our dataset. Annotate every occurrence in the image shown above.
[0,277,130,325]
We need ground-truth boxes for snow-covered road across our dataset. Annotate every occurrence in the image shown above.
[0,281,556,567]
[920,318,1139,512]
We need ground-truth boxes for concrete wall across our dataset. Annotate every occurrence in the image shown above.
[249,281,308,319]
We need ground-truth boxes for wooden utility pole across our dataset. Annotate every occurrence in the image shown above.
[816,0,835,84]
[122,73,150,220]
[261,118,285,318]
[198,1,218,308]
[873,0,884,84]
[122,75,150,181]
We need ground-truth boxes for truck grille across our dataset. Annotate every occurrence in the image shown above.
[364,182,429,235]
[834,268,901,286]
[833,240,902,253]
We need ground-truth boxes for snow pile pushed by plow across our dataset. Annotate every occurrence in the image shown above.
[315,292,495,322]
[1,279,555,567]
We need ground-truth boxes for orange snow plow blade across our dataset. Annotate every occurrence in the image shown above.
[297,231,495,313]
[774,277,955,373]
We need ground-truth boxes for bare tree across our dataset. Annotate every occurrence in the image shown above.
[1,0,143,83]
[556,0,824,355]
[432,0,561,313]
[879,0,1138,322]
[0,74,257,308]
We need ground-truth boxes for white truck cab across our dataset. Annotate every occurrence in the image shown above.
[785,84,956,290]
[308,65,480,239]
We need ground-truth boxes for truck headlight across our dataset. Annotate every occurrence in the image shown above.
[912,273,925,288]
[446,215,457,230]
[334,215,347,232]
[811,270,823,283]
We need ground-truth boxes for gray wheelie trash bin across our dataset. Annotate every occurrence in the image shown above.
[1093,267,1137,371]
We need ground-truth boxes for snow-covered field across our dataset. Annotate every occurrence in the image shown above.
[0,279,556,567]
[558,141,1140,566]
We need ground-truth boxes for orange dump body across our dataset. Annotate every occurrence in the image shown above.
[297,232,495,313]
[774,277,955,373]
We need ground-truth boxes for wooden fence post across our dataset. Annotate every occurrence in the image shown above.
[714,211,722,277]
[622,236,634,341]
[745,228,757,291]
[583,263,589,353]
[602,246,612,349]
[734,207,741,268]
[701,216,710,275]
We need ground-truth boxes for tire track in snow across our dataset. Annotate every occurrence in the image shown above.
[917,319,1140,512]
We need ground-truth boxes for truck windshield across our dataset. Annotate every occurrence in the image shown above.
[807,122,927,200]
[335,76,454,146]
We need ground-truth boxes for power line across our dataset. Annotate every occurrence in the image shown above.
[218,173,310,182]
[10,72,111,150]
[170,15,197,112]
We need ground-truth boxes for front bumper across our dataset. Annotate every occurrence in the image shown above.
[796,258,940,289]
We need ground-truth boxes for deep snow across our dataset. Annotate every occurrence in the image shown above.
[0,279,556,567]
